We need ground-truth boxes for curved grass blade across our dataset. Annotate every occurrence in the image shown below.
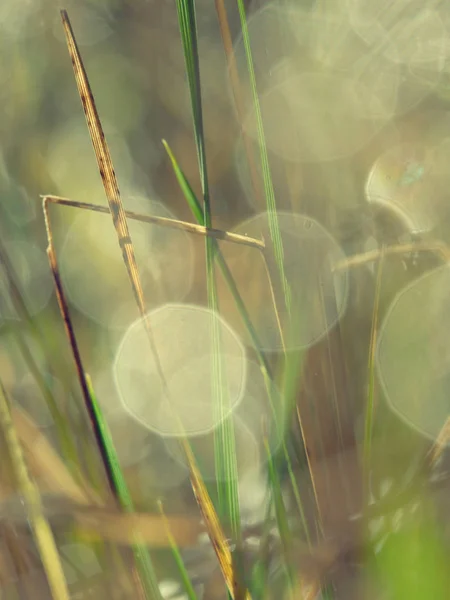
[0,380,70,600]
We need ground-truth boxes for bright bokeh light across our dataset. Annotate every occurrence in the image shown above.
[243,71,390,163]
[0,240,52,322]
[217,212,348,352]
[59,196,194,330]
[231,2,448,164]
[365,142,444,234]
[0,0,44,38]
[164,359,283,482]
[113,303,247,437]
[347,0,450,68]
[377,264,450,443]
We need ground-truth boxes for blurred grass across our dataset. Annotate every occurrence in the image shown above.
[1,1,450,599]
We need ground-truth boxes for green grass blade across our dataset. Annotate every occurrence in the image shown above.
[264,436,296,591]
[175,0,241,539]
[235,0,292,315]
[162,140,271,379]
[174,0,209,218]
[164,140,309,594]
[163,140,308,537]
[85,375,163,600]
[162,140,204,225]
[157,501,198,600]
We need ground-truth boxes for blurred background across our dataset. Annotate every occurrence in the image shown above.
[3,0,450,598]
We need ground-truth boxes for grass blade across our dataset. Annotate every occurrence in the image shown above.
[264,435,295,592]
[162,140,273,386]
[163,140,309,597]
[175,0,241,543]
[214,0,263,208]
[163,136,310,523]
[235,0,292,315]
[180,436,251,600]
[363,246,385,501]
[0,380,70,600]
[42,194,264,251]
[60,10,147,321]
[59,10,168,401]
[157,500,198,600]
[333,241,450,272]
[174,0,209,216]
[85,374,169,599]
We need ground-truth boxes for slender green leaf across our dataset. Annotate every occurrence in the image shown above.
[85,375,163,600]
[175,0,241,539]
[235,0,292,315]
[157,501,198,600]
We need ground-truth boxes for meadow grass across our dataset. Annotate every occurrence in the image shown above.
[1,2,450,600]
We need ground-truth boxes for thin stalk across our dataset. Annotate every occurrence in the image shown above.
[41,194,265,251]
[235,0,292,315]
[157,501,198,600]
[60,9,169,408]
[264,434,296,593]
[214,0,264,207]
[363,246,385,504]
[334,241,450,271]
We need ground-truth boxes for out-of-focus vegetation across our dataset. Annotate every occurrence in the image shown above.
[3,0,450,598]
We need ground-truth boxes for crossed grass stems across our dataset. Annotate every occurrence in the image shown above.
[39,195,450,589]
[39,198,450,600]
[3,5,450,600]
